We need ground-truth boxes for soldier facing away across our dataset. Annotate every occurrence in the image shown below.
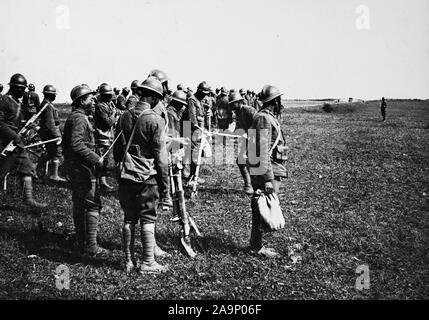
[113,77,170,274]
[22,83,40,120]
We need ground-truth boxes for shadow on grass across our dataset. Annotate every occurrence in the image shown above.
[0,225,123,271]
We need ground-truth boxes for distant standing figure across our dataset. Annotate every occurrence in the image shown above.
[381,97,387,122]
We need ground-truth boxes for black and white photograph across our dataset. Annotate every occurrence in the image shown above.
[0,0,428,306]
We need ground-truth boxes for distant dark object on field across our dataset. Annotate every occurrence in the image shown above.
[322,103,333,113]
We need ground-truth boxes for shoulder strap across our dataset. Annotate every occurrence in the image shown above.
[258,110,282,155]
[121,109,152,163]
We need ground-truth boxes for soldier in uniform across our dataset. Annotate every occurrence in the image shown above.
[113,77,170,274]
[94,83,117,193]
[229,92,257,195]
[248,85,287,258]
[116,87,130,111]
[381,97,387,122]
[216,87,234,153]
[38,85,66,182]
[22,83,40,120]
[167,90,188,138]
[0,74,47,209]
[126,80,141,110]
[245,89,254,106]
[182,82,210,182]
[63,85,110,256]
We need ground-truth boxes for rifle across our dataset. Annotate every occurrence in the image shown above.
[0,102,50,158]
[188,126,207,199]
[168,152,202,257]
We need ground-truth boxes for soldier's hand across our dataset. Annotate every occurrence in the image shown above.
[96,157,105,169]
[264,181,274,194]
[55,138,62,145]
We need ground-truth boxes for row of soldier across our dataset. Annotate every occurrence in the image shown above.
[0,70,287,274]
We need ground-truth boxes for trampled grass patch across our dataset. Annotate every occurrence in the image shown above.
[0,100,428,299]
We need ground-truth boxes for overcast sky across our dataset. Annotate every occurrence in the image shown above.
[1,0,428,102]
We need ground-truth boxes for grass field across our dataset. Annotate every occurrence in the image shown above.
[1,100,428,300]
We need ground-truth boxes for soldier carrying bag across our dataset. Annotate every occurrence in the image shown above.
[117,109,157,183]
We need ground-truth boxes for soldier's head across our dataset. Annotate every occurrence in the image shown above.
[99,83,114,103]
[215,88,220,95]
[130,80,140,95]
[382,97,385,102]
[171,90,188,111]
[122,87,130,96]
[177,84,184,91]
[138,77,164,108]
[239,88,245,97]
[28,83,35,92]
[43,85,57,102]
[8,73,28,99]
[259,85,283,113]
[196,81,210,100]
[114,87,120,95]
[148,69,169,97]
[220,87,228,96]
[228,92,244,112]
[71,85,96,115]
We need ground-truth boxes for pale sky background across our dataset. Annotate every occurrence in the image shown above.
[1,0,428,102]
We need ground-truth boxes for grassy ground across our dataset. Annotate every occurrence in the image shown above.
[0,100,428,300]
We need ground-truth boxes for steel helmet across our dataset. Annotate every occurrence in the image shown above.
[177,84,184,90]
[239,88,245,94]
[197,82,210,94]
[220,87,228,95]
[259,85,283,104]
[228,92,244,105]
[28,83,35,91]
[148,69,168,84]
[99,83,114,95]
[171,90,188,106]
[8,73,28,88]
[131,80,141,89]
[138,76,164,97]
[43,85,57,95]
[70,85,95,105]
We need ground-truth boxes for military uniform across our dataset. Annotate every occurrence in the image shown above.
[63,108,103,253]
[248,107,287,251]
[381,99,387,121]
[94,100,116,155]
[216,94,233,130]
[22,91,40,120]
[38,99,62,160]
[125,94,139,110]
[116,93,128,111]
[114,101,169,225]
[0,94,36,177]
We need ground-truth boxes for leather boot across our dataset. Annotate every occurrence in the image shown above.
[239,164,254,195]
[249,196,262,250]
[72,207,85,252]
[22,175,47,209]
[49,159,67,182]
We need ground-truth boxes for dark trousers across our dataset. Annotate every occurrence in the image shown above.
[119,177,159,225]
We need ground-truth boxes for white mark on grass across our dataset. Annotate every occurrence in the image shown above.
[355,264,370,291]
[55,264,70,290]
